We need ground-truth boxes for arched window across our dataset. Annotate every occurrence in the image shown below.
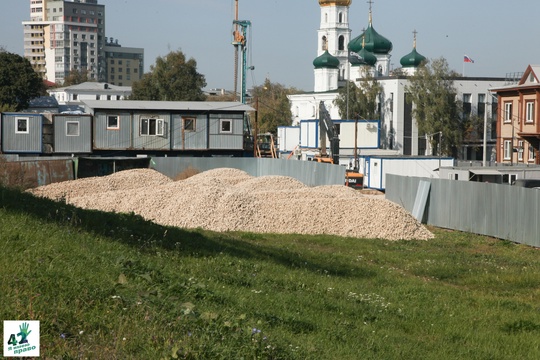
[322,36,327,51]
[338,35,345,50]
[338,12,343,23]
[325,13,328,23]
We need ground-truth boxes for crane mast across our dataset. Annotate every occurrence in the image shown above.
[232,1,251,104]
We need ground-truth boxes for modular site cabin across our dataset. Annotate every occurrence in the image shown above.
[0,101,254,157]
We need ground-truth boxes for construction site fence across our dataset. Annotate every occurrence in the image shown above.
[152,157,346,187]
[385,174,540,247]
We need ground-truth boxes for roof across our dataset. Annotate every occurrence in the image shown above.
[82,100,255,112]
[28,96,59,109]
[52,82,131,93]
[469,169,502,175]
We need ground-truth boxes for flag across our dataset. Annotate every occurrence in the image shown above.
[464,55,474,63]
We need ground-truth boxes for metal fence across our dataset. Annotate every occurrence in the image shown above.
[386,174,540,247]
[151,157,346,187]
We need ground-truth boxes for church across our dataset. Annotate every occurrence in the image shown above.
[282,0,510,164]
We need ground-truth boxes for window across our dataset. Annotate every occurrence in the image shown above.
[95,95,100,100]
[220,119,232,133]
[529,144,536,162]
[183,117,196,131]
[107,115,119,129]
[338,35,345,51]
[321,36,327,51]
[66,121,79,136]
[518,140,524,161]
[503,140,512,160]
[504,102,512,123]
[526,101,534,122]
[15,118,29,134]
[73,94,78,100]
[140,118,164,136]
[338,12,343,23]
[463,93,472,120]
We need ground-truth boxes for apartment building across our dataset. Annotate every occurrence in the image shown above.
[22,0,106,84]
[104,38,144,87]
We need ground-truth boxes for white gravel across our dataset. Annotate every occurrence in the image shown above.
[27,168,434,241]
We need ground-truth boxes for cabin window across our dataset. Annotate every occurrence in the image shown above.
[183,117,196,132]
[66,121,80,136]
[15,118,29,134]
[107,115,119,129]
[140,118,164,136]
[220,119,232,134]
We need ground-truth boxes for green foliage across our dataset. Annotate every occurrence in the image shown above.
[3,186,540,359]
[334,73,382,120]
[63,69,90,86]
[0,52,45,111]
[250,78,299,134]
[463,114,486,146]
[405,58,463,157]
[131,50,207,101]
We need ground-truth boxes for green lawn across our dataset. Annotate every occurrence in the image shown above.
[2,186,540,359]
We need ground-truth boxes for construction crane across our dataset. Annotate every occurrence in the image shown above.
[232,0,251,104]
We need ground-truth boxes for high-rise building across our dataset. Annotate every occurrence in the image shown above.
[104,38,144,87]
[22,0,106,84]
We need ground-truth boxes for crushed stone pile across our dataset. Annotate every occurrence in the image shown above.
[27,168,434,240]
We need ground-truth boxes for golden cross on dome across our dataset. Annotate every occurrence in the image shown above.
[367,0,374,23]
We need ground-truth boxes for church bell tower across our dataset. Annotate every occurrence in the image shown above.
[317,0,352,83]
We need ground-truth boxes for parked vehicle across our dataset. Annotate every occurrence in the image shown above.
[511,179,540,188]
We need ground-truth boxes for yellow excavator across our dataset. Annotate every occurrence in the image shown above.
[315,101,363,189]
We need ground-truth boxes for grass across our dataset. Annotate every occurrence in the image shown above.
[2,185,540,359]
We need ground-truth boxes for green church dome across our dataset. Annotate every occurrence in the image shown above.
[400,48,426,68]
[348,23,393,55]
[348,7,392,55]
[349,47,377,67]
[313,50,340,69]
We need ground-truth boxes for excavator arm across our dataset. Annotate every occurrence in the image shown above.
[319,101,340,165]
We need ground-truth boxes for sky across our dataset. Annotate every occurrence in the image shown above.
[1,0,540,92]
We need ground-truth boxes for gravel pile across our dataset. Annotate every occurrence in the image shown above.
[27,168,434,240]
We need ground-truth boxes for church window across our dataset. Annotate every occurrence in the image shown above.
[339,12,343,23]
[322,36,327,51]
[338,36,345,50]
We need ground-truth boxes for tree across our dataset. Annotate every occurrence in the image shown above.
[334,71,382,120]
[405,57,463,157]
[0,52,44,112]
[131,50,206,101]
[63,69,90,86]
[250,78,299,134]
